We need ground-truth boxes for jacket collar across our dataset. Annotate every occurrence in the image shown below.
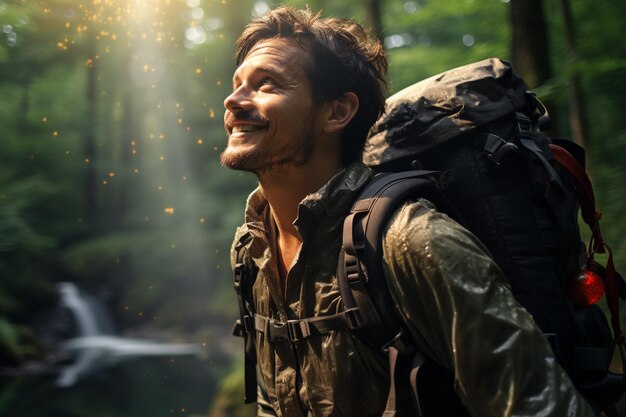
[300,161,373,217]
[242,162,373,234]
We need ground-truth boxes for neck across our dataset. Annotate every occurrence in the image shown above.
[252,126,344,282]
[258,155,342,240]
[257,151,342,281]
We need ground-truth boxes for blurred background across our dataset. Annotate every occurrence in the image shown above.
[0,0,624,416]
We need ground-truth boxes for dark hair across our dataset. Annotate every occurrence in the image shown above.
[235,6,388,165]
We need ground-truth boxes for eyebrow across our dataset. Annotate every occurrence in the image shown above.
[232,64,287,86]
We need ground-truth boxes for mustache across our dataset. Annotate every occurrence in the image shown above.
[230,110,270,124]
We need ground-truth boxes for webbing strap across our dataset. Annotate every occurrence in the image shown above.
[515,112,543,154]
[549,144,602,251]
[515,113,565,192]
[550,144,624,346]
[252,308,365,343]
[232,232,258,404]
[339,171,457,356]
[409,352,427,417]
[382,346,400,417]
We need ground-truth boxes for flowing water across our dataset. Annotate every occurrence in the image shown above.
[0,283,220,417]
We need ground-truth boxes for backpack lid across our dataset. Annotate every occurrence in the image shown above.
[364,58,529,168]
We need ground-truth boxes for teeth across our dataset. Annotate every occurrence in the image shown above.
[232,124,264,133]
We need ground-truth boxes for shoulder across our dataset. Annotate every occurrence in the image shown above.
[382,197,503,286]
[384,197,440,243]
[383,198,490,258]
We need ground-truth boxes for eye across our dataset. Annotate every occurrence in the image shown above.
[258,77,275,89]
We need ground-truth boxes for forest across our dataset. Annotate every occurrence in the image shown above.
[0,0,625,416]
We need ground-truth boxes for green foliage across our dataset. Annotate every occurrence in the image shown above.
[542,0,626,274]
[0,0,625,414]
[0,175,56,255]
[209,358,256,417]
[381,0,511,92]
[0,317,22,365]
[0,161,59,365]
[0,317,47,365]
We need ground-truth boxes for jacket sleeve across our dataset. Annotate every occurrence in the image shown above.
[381,199,596,417]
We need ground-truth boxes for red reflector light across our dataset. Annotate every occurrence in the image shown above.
[567,270,605,306]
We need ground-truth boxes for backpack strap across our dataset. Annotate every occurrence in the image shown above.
[232,232,367,403]
[549,144,625,346]
[550,143,626,411]
[337,170,463,417]
[231,232,259,404]
[338,170,461,353]
[251,308,365,343]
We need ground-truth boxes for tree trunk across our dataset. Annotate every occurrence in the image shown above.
[114,83,134,226]
[83,38,98,227]
[509,0,559,134]
[364,0,383,42]
[558,0,589,149]
[510,0,552,89]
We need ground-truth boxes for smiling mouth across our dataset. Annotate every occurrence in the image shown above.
[232,124,266,133]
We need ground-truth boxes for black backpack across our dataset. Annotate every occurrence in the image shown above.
[233,58,625,416]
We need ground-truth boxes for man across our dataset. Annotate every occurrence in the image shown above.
[222,6,595,417]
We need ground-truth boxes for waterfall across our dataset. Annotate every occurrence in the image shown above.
[56,282,115,337]
[55,282,201,388]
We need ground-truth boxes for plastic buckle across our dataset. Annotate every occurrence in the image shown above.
[242,315,254,333]
[483,133,518,166]
[515,112,533,140]
[264,318,275,340]
[235,231,252,251]
[344,257,363,284]
[265,319,289,342]
[232,320,244,337]
[233,263,244,291]
[287,320,310,342]
[344,308,365,329]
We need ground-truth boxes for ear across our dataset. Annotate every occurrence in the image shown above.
[322,92,359,134]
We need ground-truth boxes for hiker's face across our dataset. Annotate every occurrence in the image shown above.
[222,38,324,174]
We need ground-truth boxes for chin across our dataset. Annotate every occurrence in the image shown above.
[220,148,261,173]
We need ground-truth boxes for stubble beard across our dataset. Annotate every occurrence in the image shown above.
[220,132,315,176]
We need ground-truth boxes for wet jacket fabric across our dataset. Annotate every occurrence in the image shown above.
[230,161,595,417]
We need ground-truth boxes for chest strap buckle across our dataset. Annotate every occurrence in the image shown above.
[287,320,311,342]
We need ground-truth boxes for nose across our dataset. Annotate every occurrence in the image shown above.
[224,85,253,113]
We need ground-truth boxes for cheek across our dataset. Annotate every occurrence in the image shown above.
[294,96,316,119]
[255,94,273,109]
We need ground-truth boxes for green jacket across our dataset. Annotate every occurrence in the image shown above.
[230,162,595,417]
